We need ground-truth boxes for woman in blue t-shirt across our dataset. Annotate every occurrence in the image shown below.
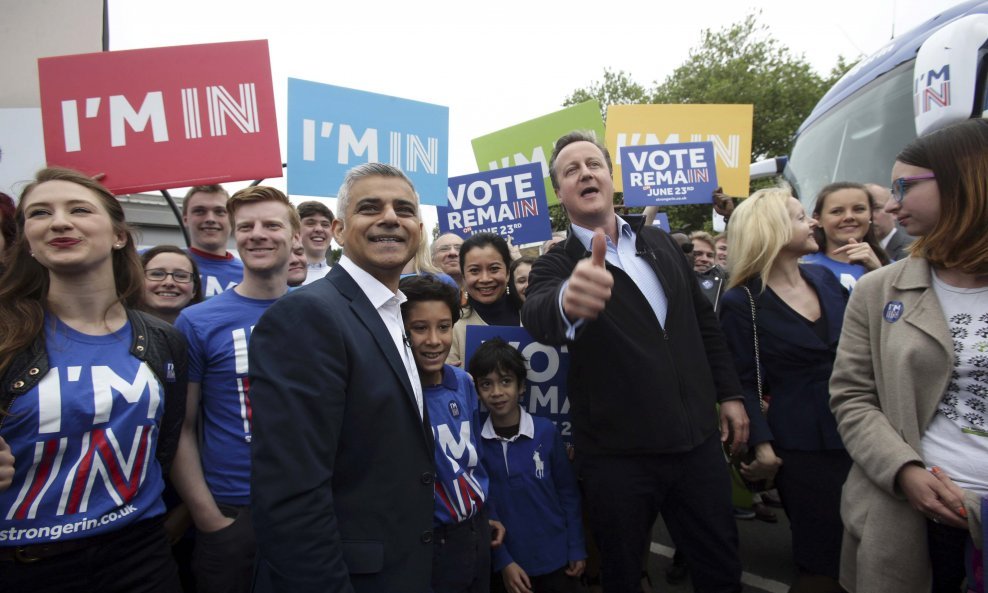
[804,181,890,291]
[0,167,187,593]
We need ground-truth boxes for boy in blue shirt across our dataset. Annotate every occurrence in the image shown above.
[469,338,586,593]
[399,275,505,593]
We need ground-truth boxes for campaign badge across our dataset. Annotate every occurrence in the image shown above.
[883,301,904,323]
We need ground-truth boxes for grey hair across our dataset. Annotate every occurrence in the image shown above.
[548,130,612,190]
[430,232,463,257]
[336,162,418,219]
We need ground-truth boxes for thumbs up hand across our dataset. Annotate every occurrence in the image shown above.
[590,228,607,268]
[562,229,614,321]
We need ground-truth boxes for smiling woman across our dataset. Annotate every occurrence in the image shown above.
[803,182,890,291]
[0,167,187,592]
[141,245,203,324]
[446,232,519,367]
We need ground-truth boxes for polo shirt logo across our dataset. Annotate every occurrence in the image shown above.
[533,450,544,479]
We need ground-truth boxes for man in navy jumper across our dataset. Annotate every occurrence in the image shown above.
[521,131,749,593]
[471,337,586,593]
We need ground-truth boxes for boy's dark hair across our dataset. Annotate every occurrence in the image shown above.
[296,200,334,222]
[399,274,461,324]
[467,337,527,385]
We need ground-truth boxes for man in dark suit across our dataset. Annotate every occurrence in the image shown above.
[866,183,914,261]
[248,163,435,593]
[522,131,748,593]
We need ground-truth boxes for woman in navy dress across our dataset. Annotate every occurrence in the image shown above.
[720,186,851,593]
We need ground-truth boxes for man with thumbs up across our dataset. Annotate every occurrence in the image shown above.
[522,131,748,593]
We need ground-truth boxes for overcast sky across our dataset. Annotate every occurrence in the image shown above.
[106,0,965,228]
[107,0,963,172]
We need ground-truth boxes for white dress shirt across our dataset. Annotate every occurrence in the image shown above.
[338,256,423,417]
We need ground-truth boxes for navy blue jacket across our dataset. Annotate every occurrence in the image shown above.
[719,264,848,450]
[249,265,435,593]
[480,411,585,575]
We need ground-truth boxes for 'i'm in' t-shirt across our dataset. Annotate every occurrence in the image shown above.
[0,317,167,545]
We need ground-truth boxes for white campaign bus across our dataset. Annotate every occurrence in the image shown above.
[756,1,988,210]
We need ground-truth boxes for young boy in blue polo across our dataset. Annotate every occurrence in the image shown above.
[469,338,586,593]
[398,275,504,593]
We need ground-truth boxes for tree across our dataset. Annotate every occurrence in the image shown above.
[562,13,854,232]
[563,69,648,122]
[651,13,844,160]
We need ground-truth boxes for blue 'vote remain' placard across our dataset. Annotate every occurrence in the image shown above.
[620,141,718,206]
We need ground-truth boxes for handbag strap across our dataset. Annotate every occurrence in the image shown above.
[741,286,766,415]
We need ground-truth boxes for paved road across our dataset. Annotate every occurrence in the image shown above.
[646,509,796,593]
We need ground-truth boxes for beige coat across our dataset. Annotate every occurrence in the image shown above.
[446,308,488,367]
[830,256,983,593]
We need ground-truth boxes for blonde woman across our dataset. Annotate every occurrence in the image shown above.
[720,187,851,593]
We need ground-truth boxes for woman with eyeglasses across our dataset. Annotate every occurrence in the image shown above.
[803,182,891,292]
[0,167,186,592]
[830,118,988,593]
[141,246,204,324]
[139,245,202,591]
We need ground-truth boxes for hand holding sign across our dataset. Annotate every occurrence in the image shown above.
[0,437,14,492]
[562,229,613,321]
[713,187,735,219]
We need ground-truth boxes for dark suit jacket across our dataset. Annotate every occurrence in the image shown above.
[522,222,742,455]
[884,227,914,262]
[248,265,435,593]
[719,263,848,450]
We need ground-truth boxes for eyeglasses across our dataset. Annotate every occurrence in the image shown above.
[890,173,936,204]
[435,245,460,254]
[145,269,194,283]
